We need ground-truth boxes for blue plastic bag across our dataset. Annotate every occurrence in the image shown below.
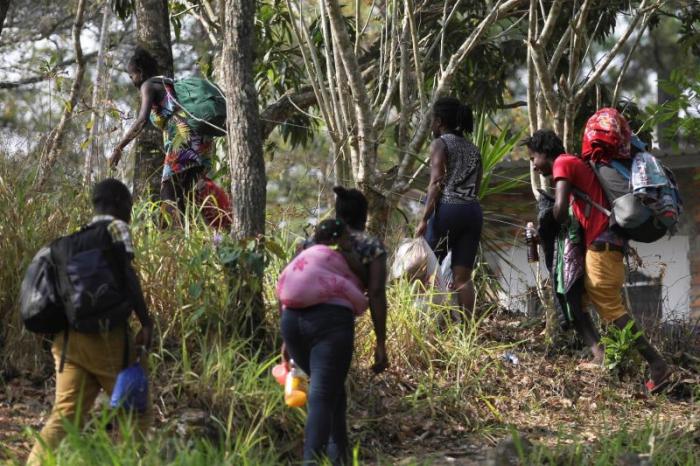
[110,363,148,413]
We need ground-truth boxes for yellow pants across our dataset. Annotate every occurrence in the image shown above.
[583,249,629,322]
[27,326,151,465]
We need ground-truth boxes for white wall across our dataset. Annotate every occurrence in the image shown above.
[487,236,691,320]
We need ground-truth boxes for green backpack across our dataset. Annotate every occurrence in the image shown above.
[158,77,227,137]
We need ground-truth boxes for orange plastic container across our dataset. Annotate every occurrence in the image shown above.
[284,361,308,407]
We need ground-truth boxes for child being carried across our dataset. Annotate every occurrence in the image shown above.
[277,219,368,315]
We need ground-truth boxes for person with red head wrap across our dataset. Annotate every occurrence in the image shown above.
[581,107,632,162]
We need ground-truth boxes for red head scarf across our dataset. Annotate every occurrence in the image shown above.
[581,108,631,162]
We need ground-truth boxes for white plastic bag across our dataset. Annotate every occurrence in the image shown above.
[391,238,437,283]
[435,251,453,292]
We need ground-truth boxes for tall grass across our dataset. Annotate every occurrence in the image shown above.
[0,159,498,464]
[1,159,695,465]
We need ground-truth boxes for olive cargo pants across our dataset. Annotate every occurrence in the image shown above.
[27,326,151,465]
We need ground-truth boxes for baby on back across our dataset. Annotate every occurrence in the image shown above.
[277,219,368,315]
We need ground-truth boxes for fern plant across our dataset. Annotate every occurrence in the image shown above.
[601,320,642,372]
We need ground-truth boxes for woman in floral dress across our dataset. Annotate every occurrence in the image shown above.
[110,47,213,218]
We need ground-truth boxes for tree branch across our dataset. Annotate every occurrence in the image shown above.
[548,24,570,75]
[259,87,317,140]
[399,0,525,190]
[574,0,659,102]
[526,0,537,135]
[611,12,650,106]
[528,39,559,116]
[536,0,563,46]
[0,51,98,89]
[324,0,377,183]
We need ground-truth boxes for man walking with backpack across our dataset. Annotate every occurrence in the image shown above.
[526,122,671,394]
[27,179,152,465]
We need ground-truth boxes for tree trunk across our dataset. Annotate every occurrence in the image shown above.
[223,0,265,238]
[133,0,173,197]
[223,0,267,344]
[84,2,110,186]
[0,0,10,38]
[35,0,87,188]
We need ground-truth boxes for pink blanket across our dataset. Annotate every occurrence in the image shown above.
[277,245,368,315]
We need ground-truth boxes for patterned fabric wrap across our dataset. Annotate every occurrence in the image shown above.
[438,133,482,204]
[554,209,585,295]
[277,245,368,315]
[149,80,213,181]
[581,108,631,162]
[195,177,233,230]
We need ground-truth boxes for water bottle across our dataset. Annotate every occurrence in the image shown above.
[526,222,539,263]
[284,360,308,407]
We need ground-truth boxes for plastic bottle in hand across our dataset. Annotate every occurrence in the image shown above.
[272,363,288,386]
[284,360,308,407]
[525,222,539,263]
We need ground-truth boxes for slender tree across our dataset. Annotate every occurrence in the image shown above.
[35,0,87,188]
[83,1,111,186]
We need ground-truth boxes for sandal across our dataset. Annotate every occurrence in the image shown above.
[645,369,673,394]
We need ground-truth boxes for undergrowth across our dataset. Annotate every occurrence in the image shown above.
[1,161,697,465]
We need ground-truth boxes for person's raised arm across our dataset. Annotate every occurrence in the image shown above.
[367,255,389,374]
[553,178,572,224]
[110,81,158,168]
[415,139,447,237]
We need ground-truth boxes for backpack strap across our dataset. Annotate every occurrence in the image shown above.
[151,75,175,86]
[122,325,130,369]
[587,160,615,202]
[610,160,631,180]
[58,327,69,373]
[572,188,612,218]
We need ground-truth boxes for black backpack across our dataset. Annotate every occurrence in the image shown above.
[20,246,67,333]
[51,221,132,333]
[20,222,132,334]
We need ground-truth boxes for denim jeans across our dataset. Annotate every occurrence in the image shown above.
[280,303,355,466]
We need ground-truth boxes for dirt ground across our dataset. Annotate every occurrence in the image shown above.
[2,311,698,465]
